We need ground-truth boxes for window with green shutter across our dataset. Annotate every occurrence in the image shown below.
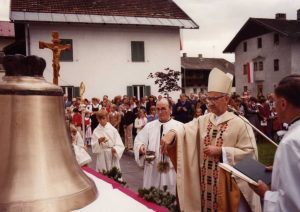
[73,86,80,98]
[60,39,73,62]
[127,86,133,97]
[127,85,150,99]
[131,41,145,62]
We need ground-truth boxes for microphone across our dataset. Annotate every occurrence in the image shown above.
[227,105,278,147]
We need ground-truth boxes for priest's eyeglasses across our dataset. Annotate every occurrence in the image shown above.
[207,95,226,102]
[156,107,167,112]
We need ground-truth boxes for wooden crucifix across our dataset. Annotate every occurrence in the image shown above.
[39,32,71,85]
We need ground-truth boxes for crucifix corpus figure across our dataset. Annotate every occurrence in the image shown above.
[39,32,71,85]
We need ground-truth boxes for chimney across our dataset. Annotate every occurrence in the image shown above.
[183,53,187,57]
[275,13,286,20]
[297,9,300,21]
[198,54,203,58]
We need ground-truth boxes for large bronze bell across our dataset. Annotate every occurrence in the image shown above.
[0,55,97,211]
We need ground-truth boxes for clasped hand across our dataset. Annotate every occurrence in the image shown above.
[203,145,222,156]
[98,137,107,143]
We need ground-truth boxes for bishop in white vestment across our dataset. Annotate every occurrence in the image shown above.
[161,68,261,212]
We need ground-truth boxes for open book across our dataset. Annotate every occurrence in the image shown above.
[219,158,272,186]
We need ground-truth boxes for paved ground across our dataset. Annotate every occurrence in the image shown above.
[87,148,143,193]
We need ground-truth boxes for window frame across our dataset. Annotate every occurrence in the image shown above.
[59,39,73,62]
[258,61,263,71]
[274,33,279,45]
[254,62,258,72]
[243,42,247,52]
[131,41,145,62]
[243,64,248,75]
[257,37,262,49]
[274,59,279,71]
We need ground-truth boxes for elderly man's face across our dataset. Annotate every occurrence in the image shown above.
[206,91,229,116]
[156,101,171,122]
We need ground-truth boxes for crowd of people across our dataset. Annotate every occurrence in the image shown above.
[65,69,300,212]
[64,89,283,148]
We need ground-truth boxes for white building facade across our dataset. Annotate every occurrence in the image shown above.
[28,23,182,99]
[8,0,198,100]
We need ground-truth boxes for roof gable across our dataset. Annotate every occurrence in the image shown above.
[181,57,234,75]
[11,0,189,19]
[10,0,198,28]
[224,18,300,53]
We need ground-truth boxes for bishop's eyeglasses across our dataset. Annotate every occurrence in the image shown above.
[206,95,226,102]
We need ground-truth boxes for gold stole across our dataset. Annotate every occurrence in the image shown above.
[218,168,240,212]
[167,120,241,212]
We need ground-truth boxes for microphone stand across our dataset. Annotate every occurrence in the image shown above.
[228,107,278,147]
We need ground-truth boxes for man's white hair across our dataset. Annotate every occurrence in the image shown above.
[156,98,171,108]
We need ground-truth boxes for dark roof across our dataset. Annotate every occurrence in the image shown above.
[224,18,300,53]
[181,56,234,75]
[11,0,192,20]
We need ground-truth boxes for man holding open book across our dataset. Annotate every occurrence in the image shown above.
[250,75,300,212]
[161,68,261,212]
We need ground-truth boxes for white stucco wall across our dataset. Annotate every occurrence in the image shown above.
[27,23,182,100]
[234,32,293,96]
[291,38,300,74]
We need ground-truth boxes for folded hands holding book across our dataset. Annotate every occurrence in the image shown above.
[249,165,272,198]
[219,158,272,198]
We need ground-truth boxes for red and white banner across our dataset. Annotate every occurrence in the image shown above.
[247,62,254,83]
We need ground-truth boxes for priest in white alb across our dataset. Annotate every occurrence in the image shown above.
[91,110,125,172]
[161,68,261,211]
[250,75,300,212]
[134,98,182,195]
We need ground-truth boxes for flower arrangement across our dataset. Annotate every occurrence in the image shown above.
[138,186,179,212]
[101,167,127,186]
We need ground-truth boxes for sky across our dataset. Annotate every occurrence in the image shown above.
[1,0,300,62]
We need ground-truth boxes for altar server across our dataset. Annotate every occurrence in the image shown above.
[91,110,125,172]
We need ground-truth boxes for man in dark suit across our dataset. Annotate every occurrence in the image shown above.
[173,94,193,123]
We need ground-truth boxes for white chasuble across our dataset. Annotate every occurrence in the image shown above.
[91,122,125,172]
[134,119,182,195]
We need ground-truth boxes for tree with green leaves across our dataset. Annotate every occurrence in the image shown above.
[147,68,181,97]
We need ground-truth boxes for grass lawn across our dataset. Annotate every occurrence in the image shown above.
[257,140,277,166]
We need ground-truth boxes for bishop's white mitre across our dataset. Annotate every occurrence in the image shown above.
[207,67,233,94]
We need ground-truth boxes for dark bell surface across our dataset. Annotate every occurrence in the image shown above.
[3,54,46,77]
[0,54,63,96]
